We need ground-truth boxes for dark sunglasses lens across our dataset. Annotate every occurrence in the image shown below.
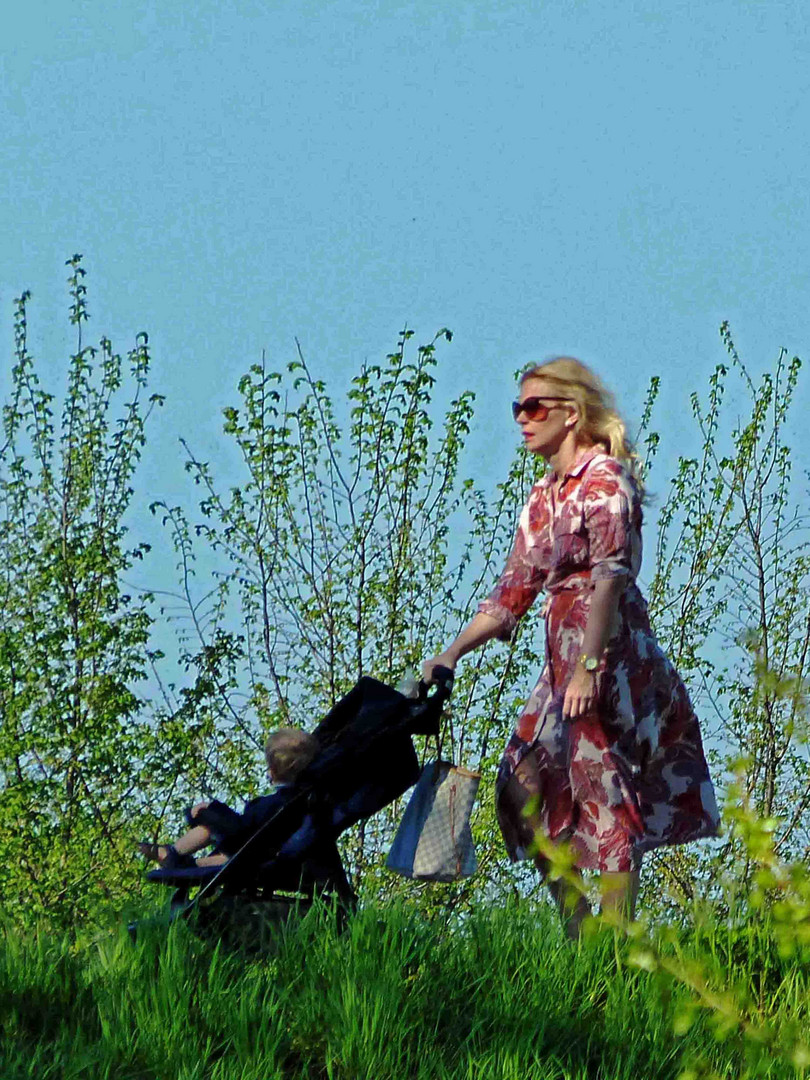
[512,397,547,421]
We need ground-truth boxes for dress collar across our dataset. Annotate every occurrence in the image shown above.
[538,444,604,487]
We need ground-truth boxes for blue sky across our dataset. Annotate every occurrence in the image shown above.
[2,0,809,543]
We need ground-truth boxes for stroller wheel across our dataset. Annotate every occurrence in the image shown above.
[192,888,355,954]
[193,892,310,954]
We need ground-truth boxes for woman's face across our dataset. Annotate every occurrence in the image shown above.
[513,377,578,457]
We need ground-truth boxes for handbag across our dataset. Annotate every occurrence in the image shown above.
[386,760,481,882]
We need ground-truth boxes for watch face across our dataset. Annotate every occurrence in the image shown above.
[584,656,599,672]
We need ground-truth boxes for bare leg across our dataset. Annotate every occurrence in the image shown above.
[503,755,592,939]
[173,825,212,856]
[545,867,591,940]
[196,853,229,867]
[501,753,592,940]
[599,869,640,925]
[138,824,213,864]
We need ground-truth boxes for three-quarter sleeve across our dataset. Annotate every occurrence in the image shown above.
[582,460,641,583]
[478,498,548,640]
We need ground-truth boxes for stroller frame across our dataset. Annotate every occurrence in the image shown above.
[138,671,453,943]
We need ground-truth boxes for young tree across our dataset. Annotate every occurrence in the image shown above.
[643,326,809,909]
[0,258,164,923]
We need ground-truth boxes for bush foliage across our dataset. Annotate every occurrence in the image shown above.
[2,259,809,914]
[1,260,809,1073]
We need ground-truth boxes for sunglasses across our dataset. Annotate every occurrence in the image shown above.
[511,395,571,422]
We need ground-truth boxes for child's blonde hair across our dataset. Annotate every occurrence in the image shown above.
[265,728,319,783]
[521,356,643,487]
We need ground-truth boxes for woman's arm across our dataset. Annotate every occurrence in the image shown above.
[563,576,625,719]
[421,612,504,683]
[581,575,625,660]
[564,457,639,719]
[423,490,548,684]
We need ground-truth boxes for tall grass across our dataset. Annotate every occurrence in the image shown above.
[1,899,807,1079]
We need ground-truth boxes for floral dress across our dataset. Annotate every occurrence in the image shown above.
[479,445,720,873]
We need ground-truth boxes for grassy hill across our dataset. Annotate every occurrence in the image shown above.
[1,899,807,1079]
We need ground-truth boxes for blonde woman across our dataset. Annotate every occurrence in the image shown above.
[422,358,719,937]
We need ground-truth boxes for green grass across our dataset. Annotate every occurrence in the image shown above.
[0,899,807,1079]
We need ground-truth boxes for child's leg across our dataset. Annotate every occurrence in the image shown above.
[196,853,229,867]
[138,824,213,864]
[173,824,212,856]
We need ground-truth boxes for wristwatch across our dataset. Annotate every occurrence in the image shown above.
[578,653,600,673]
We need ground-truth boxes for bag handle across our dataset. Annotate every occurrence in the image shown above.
[418,665,454,764]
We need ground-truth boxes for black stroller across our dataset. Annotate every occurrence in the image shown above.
[141,672,453,948]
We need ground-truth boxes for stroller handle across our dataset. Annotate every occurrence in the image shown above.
[419,664,454,704]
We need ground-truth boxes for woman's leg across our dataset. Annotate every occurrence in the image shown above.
[599,868,640,924]
[545,871,591,940]
[501,751,591,940]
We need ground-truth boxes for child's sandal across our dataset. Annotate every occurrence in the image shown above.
[137,842,196,869]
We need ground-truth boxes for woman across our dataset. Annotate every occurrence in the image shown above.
[422,358,719,937]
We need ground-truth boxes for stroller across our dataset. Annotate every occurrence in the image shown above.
[140,671,453,948]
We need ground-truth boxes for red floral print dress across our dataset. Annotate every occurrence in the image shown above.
[479,446,720,873]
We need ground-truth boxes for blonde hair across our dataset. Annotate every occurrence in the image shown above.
[265,728,319,783]
[521,356,643,486]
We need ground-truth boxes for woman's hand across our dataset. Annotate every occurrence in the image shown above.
[421,651,458,685]
[563,667,600,720]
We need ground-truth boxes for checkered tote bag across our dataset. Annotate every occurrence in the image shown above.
[386,760,481,882]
